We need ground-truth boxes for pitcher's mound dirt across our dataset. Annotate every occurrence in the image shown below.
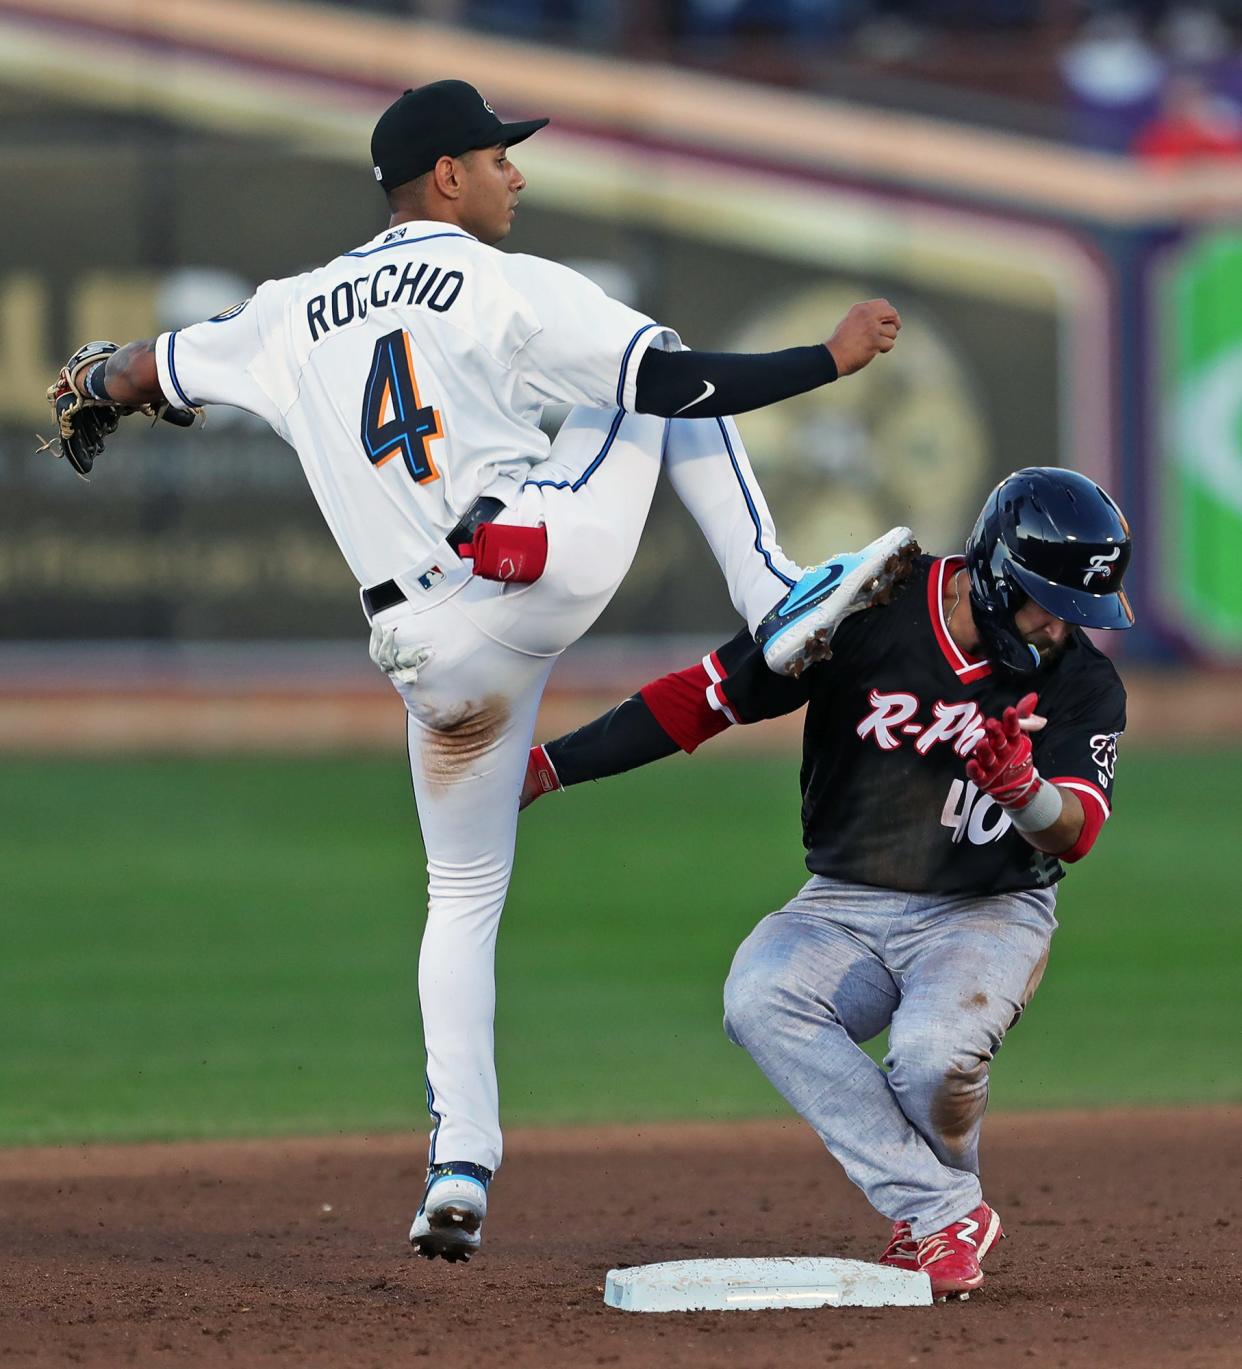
[2,1108,1239,1368]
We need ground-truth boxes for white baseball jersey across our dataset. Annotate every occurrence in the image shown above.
[154,221,680,588]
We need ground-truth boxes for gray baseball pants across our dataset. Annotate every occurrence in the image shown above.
[722,874,1057,1237]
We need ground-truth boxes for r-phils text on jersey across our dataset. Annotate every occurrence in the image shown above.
[306,262,465,342]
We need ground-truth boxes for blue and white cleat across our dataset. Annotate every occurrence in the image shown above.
[409,1161,491,1263]
[756,527,920,677]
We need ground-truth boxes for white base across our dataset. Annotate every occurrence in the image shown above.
[604,1257,933,1312]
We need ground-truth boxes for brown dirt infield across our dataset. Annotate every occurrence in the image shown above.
[2,1109,1239,1368]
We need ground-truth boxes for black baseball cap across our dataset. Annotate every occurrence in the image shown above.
[371,80,549,191]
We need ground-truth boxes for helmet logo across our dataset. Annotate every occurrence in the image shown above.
[1082,546,1120,586]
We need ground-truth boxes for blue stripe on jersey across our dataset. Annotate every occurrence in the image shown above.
[615,322,660,410]
[523,408,626,492]
[716,417,797,589]
[344,231,475,258]
[165,331,196,408]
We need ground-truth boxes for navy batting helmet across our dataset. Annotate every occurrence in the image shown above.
[964,467,1134,674]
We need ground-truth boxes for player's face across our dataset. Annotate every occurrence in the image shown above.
[457,145,526,245]
[1013,599,1070,663]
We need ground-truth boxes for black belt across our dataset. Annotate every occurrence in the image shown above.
[362,496,505,618]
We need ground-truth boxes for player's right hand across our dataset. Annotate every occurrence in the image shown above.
[824,299,901,377]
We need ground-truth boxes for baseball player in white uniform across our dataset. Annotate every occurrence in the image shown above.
[40,79,909,1262]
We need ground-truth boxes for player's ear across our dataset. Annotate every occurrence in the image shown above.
[431,154,465,200]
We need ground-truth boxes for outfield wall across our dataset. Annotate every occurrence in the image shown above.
[0,0,1240,668]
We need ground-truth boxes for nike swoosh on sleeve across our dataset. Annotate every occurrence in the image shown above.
[673,380,716,415]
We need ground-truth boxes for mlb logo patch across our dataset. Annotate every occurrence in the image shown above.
[417,565,445,591]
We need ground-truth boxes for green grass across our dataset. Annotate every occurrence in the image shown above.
[0,750,1236,1146]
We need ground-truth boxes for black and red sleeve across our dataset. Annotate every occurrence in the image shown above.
[544,629,810,787]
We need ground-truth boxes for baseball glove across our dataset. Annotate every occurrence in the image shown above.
[38,340,197,479]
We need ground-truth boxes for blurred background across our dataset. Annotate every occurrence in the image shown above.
[0,0,1239,1146]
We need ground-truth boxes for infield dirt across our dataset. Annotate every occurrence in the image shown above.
[2,1108,1238,1368]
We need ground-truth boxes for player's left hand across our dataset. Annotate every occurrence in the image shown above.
[39,340,199,479]
[965,692,1043,810]
[38,341,126,477]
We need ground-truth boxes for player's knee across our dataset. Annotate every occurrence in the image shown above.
[722,926,814,1046]
[889,1037,991,1162]
[722,961,765,1047]
[887,1031,991,1099]
[722,941,783,1046]
[887,1018,985,1078]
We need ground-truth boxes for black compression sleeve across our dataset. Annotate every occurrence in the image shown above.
[634,344,837,418]
[544,694,679,787]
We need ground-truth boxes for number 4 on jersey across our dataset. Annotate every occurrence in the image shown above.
[361,329,443,484]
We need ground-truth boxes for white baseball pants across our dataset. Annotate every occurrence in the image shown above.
[372,407,799,1172]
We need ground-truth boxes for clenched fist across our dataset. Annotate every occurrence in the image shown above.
[825,299,902,377]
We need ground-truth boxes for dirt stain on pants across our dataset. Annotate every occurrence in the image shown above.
[930,1059,990,1152]
[420,695,511,791]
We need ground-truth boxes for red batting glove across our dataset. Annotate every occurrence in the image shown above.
[519,744,561,811]
[964,692,1042,810]
[461,523,548,584]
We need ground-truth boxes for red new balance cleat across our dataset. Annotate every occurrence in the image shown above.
[916,1203,1004,1301]
[878,1220,920,1272]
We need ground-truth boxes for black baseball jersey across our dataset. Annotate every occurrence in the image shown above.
[709,555,1126,894]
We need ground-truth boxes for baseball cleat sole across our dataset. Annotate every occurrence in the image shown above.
[409,1202,483,1262]
[408,1167,489,1263]
[782,532,922,679]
